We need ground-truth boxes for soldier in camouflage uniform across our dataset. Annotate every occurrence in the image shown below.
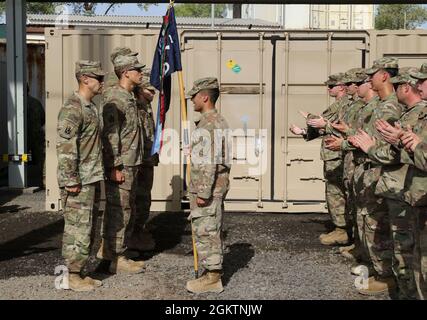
[291,73,351,246]
[56,60,106,291]
[324,68,368,258]
[355,67,424,299]
[185,77,231,294]
[105,47,138,88]
[98,53,146,274]
[398,63,427,299]
[327,74,379,276]
[349,57,403,295]
[127,69,158,253]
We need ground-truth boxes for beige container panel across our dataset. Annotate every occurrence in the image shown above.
[221,40,261,84]
[220,93,270,200]
[286,138,324,201]
[185,42,219,83]
[374,33,427,57]
[288,41,328,84]
[330,40,364,74]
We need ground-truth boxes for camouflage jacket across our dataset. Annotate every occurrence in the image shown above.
[101,85,143,169]
[351,96,379,164]
[340,97,366,152]
[305,95,351,161]
[56,92,104,187]
[368,100,426,201]
[400,105,427,206]
[189,108,231,199]
[137,101,159,166]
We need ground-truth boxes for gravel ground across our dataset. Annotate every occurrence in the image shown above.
[0,190,390,300]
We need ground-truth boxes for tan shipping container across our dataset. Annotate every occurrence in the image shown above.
[44,28,427,213]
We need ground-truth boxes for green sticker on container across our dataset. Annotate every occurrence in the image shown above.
[232,64,241,74]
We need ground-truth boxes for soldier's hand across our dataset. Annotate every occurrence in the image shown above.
[375,119,403,145]
[401,127,421,153]
[111,167,125,183]
[307,116,327,129]
[348,135,360,148]
[196,197,209,207]
[290,124,306,136]
[324,136,343,151]
[65,184,81,194]
[354,129,376,153]
[331,121,349,133]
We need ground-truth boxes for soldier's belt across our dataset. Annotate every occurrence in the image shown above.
[2,154,32,163]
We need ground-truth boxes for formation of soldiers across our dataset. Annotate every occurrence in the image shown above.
[291,57,427,300]
[56,47,230,294]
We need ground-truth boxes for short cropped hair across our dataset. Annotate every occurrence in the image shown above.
[199,88,220,104]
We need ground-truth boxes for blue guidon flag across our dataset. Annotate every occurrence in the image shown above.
[150,5,182,156]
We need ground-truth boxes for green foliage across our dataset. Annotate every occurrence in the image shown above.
[375,4,427,30]
[174,4,227,18]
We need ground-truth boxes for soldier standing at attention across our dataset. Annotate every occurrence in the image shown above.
[56,60,106,291]
[98,53,146,274]
[127,69,158,253]
[185,77,231,294]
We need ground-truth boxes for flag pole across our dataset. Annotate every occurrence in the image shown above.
[171,3,198,279]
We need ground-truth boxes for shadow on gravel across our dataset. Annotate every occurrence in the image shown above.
[0,219,63,262]
[302,216,335,235]
[223,242,254,286]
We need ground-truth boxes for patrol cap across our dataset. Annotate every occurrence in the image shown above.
[390,67,419,86]
[345,68,368,84]
[365,57,399,75]
[410,63,427,80]
[113,54,145,73]
[186,77,219,98]
[110,46,138,63]
[324,72,346,86]
[75,60,107,77]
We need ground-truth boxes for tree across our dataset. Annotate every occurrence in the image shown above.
[0,2,155,16]
[375,4,427,30]
[174,3,227,18]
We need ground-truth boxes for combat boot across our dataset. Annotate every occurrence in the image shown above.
[320,228,349,246]
[186,270,224,294]
[357,276,396,296]
[109,256,145,274]
[83,276,103,288]
[66,273,98,292]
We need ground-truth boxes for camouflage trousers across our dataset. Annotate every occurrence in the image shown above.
[353,163,393,278]
[386,199,417,299]
[101,166,139,257]
[343,151,357,239]
[188,194,224,271]
[324,159,347,229]
[60,182,100,273]
[413,207,427,300]
[133,165,154,233]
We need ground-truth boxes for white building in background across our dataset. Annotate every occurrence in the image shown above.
[226,4,375,30]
